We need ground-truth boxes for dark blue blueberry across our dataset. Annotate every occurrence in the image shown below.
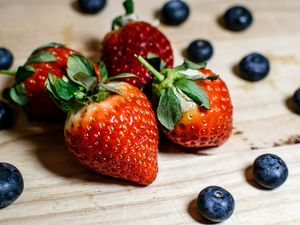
[292,88,300,114]
[77,0,106,14]
[0,163,24,208]
[239,53,270,81]
[161,0,190,25]
[196,186,235,223]
[223,5,253,31]
[253,154,288,189]
[187,40,213,63]
[0,48,13,70]
[0,101,14,130]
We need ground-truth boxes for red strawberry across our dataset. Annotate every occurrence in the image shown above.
[46,55,159,185]
[102,0,173,88]
[137,56,233,148]
[1,43,78,121]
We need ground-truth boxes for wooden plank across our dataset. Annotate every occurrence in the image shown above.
[0,0,300,224]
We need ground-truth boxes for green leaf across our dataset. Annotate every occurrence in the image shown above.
[175,78,210,110]
[178,68,220,81]
[35,43,64,51]
[184,59,207,70]
[123,0,134,15]
[45,78,69,112]
[26,51,57,64]
[15,65,35,83]
[175,59,206,71]
[112,0,134,30]
[96,91,110,102]
[9,83,28,106]
[73,72,98,92]
[146,53,167,71]
[99,62,108,83]
[207,75,219,80]
[98,83,123,96]
[177,69,207,80]
[52,76,81,101]
[67,54,97,86]
[157,88,182,131]
[112,16,123,30]
[45,75,85,112]
[107,73,136,81]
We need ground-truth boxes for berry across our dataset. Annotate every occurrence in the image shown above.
[187,39,213,63]
[0,101,14,130]
[46,56,159,185]
[1,43,80,121]
[239,53,270,81]
[102,0,173,88]
[77,0,106,14]
[253,154,288,189]
[137,56,233,148]
[161,0,190,25]
[0,163,24,208]
[0,48,13,70]
[197,186,235,223]
[223,5,253,31]
[292,88,300,114]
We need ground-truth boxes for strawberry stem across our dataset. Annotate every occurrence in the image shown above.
[0,70,16,76]
[135,55,164,82]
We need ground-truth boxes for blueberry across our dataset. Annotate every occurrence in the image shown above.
[196,186,235,223]
[0,163,24,208]
[161,0,190,25]
[0,48,13,70]
[0,101,14,130]
[77,0,106,14]
[223,5,253,31]
[253,154,288,189]
[292,88,300,114]
[187,39,213,63]
[239,53,270,81]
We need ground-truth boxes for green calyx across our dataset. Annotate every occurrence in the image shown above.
[112,0,136,30]
[45,54,135,113]
[123,0,134,15]
[0,42,65,106]
[25,42,65,65]
[136,55,219,131]
[0,66,35,106]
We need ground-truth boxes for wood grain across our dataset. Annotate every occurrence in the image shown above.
[1,0,300,224]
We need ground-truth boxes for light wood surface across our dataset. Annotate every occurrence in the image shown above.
[1,0,300,224]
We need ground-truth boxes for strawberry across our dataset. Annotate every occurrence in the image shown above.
[102,0,173,89]
[45,55,159,185]
[0,43,78,121]
[137,56,233,148]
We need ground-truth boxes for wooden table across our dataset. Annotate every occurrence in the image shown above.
[1,0,300,224]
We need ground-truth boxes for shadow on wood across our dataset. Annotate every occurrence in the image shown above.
[159,135,212,156]
[84,38,103,62]
[181,48,189,60]
[231,63,240,79]
[32,129,138,187]
[244,165,265,190]
[187,199,216,224]
[285,97,298,114]
[216,15,226,30]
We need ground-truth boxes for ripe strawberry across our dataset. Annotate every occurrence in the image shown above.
[137,56,233,148]
[102,0,173,88]
[0,43,78,121]
[46,55,159,185]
